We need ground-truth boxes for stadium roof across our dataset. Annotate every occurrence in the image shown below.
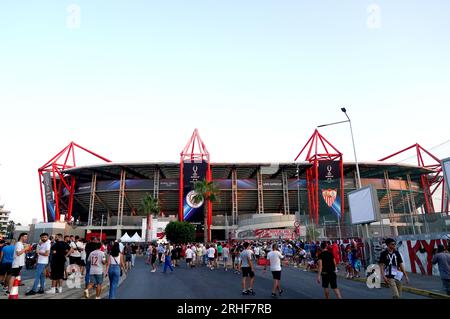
[63,161,431,182]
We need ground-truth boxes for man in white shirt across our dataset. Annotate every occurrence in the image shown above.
[69,236,84,266]
[185,246,194,268]
[118,240,124,254]
[84,243,106,299]
[207,245,216,270]
[264,243,284,298]
[26,233,51,295]
[9,233,31,294]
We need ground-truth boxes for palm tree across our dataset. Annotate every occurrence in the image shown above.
[140,193,160,242]
[192,179,220,243]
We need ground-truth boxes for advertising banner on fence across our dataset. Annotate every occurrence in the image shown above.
[318,160,342,219]
[43,172,56,222]
[183,161,207,224]
[253,229,296,240]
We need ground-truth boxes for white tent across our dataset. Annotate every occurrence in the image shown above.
[120,232,132,242]
[130,232,143,242]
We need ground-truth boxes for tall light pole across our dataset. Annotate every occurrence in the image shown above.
[341,108,373,264]
[319,108,373,264]
[341,108,362,189]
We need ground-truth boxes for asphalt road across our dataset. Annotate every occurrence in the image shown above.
[116,257,429,299]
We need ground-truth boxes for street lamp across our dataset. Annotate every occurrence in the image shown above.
[319,108,373,263]
[341,108,362,189]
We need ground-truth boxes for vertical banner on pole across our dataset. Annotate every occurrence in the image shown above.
[43,172,56,222]
[183,161,207,224]
[318,161,342,219]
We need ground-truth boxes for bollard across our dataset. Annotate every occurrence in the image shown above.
[8,276,21,299]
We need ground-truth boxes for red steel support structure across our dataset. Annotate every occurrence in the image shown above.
[379,143,449,214]
[179,129,212,241]
[294,129,345,225]
[38,142,111,223]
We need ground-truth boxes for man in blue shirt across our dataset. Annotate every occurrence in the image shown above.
[0,240,16,292]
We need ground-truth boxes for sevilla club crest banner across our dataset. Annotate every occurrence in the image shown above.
[318,161,341,219]
[183,161,207,224]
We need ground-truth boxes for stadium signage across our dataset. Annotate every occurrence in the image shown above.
[43,172,56,222]
[183,161,207,223]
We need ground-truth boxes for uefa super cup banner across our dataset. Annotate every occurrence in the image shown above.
[318,160,341,219]
[43,172,56,222]
[183,161,207,223]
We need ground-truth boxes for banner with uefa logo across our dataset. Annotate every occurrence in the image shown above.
[318,160,342,219]
[183,161,207,224]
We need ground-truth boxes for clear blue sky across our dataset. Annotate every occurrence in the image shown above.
[0,1,449,224]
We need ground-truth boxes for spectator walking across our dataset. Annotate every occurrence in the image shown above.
[162,244,174,273]
[84,242,106,299]
[131,243,137,267]
[106,242,125,299]
[124,244,132,270]
[240,242,256,295]
[185,245,194,268]
[84,237,98,288]
[317,242,342,299]
[431,244,450,295]
[264,243,284,298]
[222,244,230,271]
[207,244,216,270]
[378,238,409,299]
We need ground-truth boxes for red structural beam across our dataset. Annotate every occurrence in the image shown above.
[379,143,447,214]
[179,129,212,241]
[295,129,345,225]
[39,142,111,223]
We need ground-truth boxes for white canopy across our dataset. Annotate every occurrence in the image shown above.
[130,232,143,242]
[120,232,132,242]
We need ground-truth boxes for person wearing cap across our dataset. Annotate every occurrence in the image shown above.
[378,238,409,298]
[432,244,450,295]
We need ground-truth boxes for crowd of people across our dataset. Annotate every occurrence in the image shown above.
[0,234,370,299]
[137,239,365,298]
[2,233,449,299]
[0,233,134,299]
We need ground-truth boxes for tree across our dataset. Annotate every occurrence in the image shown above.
[306,224,320,242]
[6,220,16,239]
[139,193,160,242]
[191,179,220,243]
[165,221,196,244]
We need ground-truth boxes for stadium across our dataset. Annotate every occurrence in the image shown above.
[37,129,448,242]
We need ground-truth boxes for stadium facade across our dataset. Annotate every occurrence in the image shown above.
[38,129,448,241]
